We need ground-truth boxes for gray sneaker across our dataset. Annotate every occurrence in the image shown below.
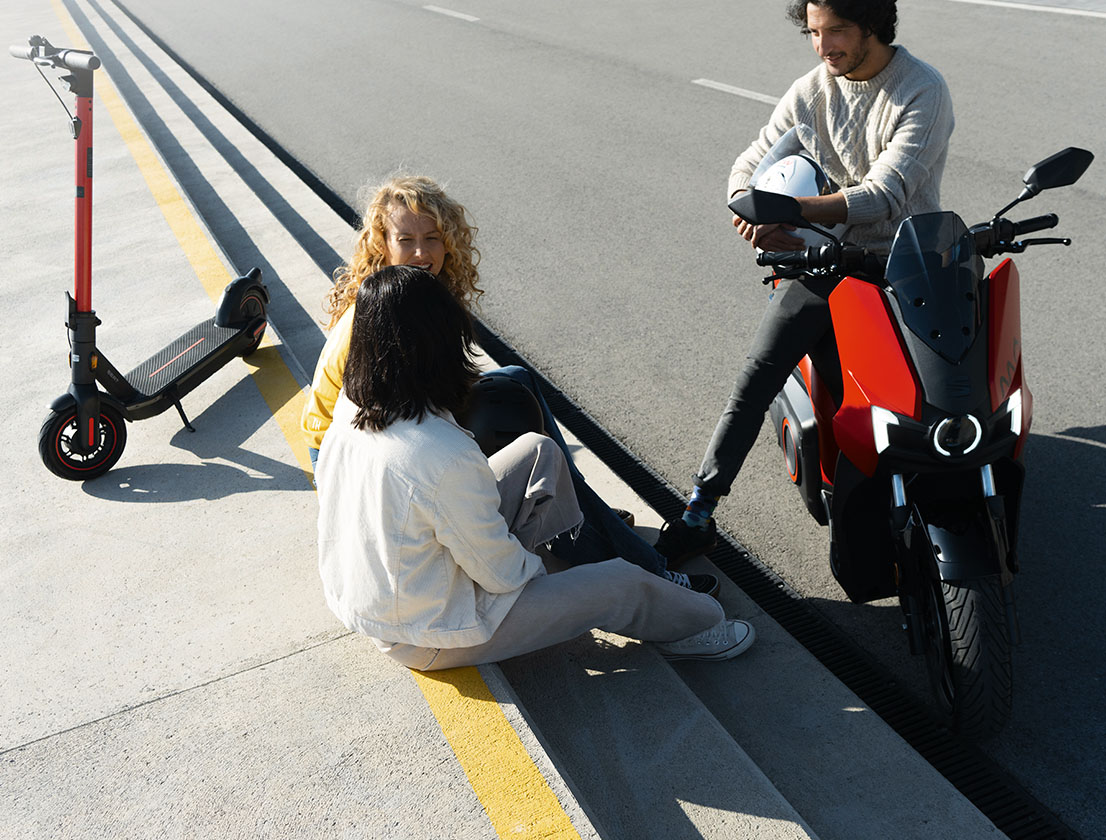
[656,619,756,661]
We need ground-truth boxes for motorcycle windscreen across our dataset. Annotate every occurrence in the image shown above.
[884,212,986,363]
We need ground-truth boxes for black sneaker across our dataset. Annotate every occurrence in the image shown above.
[655,518,717,566]
[665,570,721,598]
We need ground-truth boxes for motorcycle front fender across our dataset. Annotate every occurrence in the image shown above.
[917,506,1004,583]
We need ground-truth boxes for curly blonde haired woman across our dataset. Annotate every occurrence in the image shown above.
[302,175,481,453]
[322,175,482,330]
[302,176,717,594]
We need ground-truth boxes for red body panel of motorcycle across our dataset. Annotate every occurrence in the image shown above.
[989,259,1021,410]
[798,356,841,485]
[827,277,922,477]
[987,259,1032,455]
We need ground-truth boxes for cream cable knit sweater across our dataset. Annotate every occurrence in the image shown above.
[728,46,954,252]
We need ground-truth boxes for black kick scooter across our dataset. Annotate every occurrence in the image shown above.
[12,36,270,480]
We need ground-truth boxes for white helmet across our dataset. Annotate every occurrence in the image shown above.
[749,130,843,247]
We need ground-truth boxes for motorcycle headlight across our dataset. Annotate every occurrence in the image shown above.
[932,414,983,457]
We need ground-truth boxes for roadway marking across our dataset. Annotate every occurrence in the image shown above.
[692,78,780,106]
[947,0,1106,17]
[424,5,480,22]
[413,669,581,839]
[53,3,582,837]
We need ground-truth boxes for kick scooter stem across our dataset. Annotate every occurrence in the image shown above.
[75,93,93,312]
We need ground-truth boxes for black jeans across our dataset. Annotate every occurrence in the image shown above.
[695,275,842,496]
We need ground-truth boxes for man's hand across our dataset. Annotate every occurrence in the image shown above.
[733,215,806,251]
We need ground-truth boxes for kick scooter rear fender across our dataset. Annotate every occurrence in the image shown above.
[215,267,269,329]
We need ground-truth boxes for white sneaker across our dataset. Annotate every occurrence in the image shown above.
[656,619,756,662]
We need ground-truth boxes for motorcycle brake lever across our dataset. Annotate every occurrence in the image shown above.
[762,269,806,284]
[1006,237,1072,253]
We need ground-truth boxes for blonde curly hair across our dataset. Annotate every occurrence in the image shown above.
[324,175,481,328]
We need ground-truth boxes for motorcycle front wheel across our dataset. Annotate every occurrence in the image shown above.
[923,576,1013,740]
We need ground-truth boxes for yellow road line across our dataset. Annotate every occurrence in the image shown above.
[51,3,581,836]
[413,668,580,839]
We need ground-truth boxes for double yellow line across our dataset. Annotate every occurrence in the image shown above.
[51,2,582,835]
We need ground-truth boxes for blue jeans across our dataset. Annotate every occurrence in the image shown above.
[484,367,668,577]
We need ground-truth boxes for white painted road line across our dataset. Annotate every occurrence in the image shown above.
[947,0,1106,18]
[423,5,480,22]
[692,78,780,106]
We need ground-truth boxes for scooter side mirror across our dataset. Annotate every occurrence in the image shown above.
[1021,147,1094,197]
[729,188,809,229]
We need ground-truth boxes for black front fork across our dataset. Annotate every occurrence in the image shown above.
[891,468,1022,654]
[64,293,103,456]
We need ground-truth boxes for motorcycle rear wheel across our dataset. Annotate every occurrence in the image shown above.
[923,576,1013,740]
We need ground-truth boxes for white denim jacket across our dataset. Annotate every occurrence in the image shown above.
[316,394,545,648]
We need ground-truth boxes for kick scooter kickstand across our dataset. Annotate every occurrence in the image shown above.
[173,397,196,433]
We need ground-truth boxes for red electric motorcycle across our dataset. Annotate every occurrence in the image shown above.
[730,147,1093,739]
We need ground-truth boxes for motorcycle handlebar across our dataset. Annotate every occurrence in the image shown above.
[1013,213,1059,236]
[756,250,807,268]
[972,213,1063,257]
[756,244,886,280]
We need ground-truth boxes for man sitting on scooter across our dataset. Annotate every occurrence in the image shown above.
[655,0,955,563]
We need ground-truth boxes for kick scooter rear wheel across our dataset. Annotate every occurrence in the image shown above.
[237,290,267,357]
[38,403,127,480]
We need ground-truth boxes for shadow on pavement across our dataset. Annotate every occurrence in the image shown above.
[80,376,312,502]
[501,634,805,840]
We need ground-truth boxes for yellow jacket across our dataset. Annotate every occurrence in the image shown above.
[301,304,354,450]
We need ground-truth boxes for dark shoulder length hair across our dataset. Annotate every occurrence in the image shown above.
[343,265,481,431]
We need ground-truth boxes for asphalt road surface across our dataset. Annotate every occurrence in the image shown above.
[90,0,1106,834]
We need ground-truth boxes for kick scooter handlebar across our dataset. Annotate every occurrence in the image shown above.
[10,36,100,72]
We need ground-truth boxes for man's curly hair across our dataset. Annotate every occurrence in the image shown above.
[787,0,898,45]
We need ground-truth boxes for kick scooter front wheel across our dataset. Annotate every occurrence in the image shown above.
[38,403,127,480]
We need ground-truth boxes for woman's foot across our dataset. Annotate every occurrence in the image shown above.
[656,619,756,661]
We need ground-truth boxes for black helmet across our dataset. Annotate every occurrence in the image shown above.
[456,374,545,457]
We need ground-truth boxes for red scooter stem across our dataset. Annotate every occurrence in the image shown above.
[74,94,93,312]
